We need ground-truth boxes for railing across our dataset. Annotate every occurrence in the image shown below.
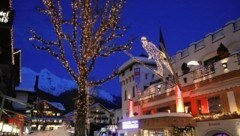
[192,64,215,80]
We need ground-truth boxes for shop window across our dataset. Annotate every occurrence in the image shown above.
[208,96,222,113]
[197,96,221,114]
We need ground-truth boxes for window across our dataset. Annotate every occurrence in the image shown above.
[121,71,125,76]
[145,74,148,79]
[184,102,191,113]
[129,66,132,71]
[157,84,161,92]
[132,86,135,97]
[197,96,221,114]
[183,77,187,83]
[124,90,127,100]
[144,86,148,90]
[152,74,155,80]
[237,53,240,65]
[208,96,221,113]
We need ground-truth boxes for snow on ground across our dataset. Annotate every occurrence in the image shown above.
[27,127,71,136]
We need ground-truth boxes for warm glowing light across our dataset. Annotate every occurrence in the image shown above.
[129,99,134,117]
[174,85,184,112]
[187,60,200,66]
[200,98,209,114]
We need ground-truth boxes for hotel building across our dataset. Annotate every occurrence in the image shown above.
[118,18,240,136]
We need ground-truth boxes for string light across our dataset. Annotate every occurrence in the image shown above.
[29,0,132,135]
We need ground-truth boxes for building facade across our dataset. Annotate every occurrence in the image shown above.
[118,18,240,136]
[29,99,65,132]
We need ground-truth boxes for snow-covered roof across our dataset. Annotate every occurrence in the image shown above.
[89,102,111,113]
[49,102,66,111]
[15,67,37,92]
[119,57,155,72]
[64,111,74,117]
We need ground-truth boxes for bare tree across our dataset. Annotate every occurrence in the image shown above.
[29,0,133,135]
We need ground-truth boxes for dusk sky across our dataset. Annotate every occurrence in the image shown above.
[13,0,240,96]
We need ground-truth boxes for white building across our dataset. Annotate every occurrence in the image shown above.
[118,17,240,136]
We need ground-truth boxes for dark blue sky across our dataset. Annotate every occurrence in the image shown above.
[13,0,240,96]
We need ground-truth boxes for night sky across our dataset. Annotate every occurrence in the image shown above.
[13,0,240,96]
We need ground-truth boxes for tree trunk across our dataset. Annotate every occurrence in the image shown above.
[75,71,88,136]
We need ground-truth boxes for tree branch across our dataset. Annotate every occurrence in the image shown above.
[88,69,119,87]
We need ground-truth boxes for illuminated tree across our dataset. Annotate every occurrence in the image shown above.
[29,0,133,135]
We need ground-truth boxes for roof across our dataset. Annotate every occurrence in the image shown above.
[37,100,66,111]
[89,102,111,113]
[118,57,156,73]
[49,102,66,111]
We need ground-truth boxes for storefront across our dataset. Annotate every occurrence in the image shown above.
[117,113,195,136]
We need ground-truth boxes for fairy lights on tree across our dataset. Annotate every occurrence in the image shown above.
[29,0,134,135]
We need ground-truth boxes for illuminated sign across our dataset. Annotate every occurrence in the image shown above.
[0,10,14,29]
[122,120,139,129]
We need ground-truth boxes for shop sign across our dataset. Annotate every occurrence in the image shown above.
[122,120,139,129]
[0,9,14,29]
[208,122,220,126]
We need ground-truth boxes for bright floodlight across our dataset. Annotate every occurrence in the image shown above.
[187,60,200,66]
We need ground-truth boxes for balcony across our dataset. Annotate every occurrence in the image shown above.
[179,53,240,87]
[138,53,240,101]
